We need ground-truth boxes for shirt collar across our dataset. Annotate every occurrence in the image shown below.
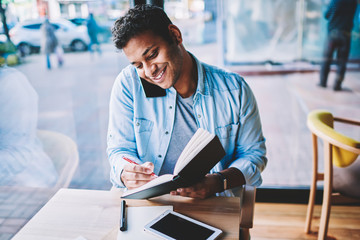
[191,52,211,97]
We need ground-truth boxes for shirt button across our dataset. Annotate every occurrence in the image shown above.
[169,106,173,109]
[197,114,201,118]
[165,131,169,135]
[136,122,140,126]
[158,155,162,158]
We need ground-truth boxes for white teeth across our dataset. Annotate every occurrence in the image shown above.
[154,69,165,80]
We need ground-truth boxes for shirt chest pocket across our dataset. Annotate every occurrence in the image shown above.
[215,123,240,139]
[134,118,153,158]
[215,123,240,159]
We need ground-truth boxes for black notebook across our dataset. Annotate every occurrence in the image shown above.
[121,128,226,199]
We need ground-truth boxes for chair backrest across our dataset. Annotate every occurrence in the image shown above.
[37,130,79,189]
[307,110,360,167]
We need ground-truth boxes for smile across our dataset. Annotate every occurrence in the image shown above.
[151,67,166,82]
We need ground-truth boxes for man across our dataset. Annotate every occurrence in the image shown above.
[108,5,267,198]
[319,0,358,91]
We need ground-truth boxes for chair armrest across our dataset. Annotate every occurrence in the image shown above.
[334,117,360,126]
[240,185,256,229]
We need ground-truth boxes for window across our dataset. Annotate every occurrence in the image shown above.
[23,24,41,30]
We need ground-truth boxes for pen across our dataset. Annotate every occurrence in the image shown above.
[120,200,126,231]
[122,157,157,176]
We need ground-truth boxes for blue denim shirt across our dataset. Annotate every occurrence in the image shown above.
[107,55,267,194]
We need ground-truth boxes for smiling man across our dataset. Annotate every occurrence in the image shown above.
[108,4,267,199]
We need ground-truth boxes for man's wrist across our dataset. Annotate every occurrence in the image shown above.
[213,172,227,192]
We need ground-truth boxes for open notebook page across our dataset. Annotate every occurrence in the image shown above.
[173,129,214,175]
[177,128,206,163]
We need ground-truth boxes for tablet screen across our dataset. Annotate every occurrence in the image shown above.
[148,212,215,239]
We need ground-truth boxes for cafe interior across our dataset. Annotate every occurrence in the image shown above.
[1,0,360,239]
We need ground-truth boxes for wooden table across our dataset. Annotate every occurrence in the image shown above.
[12,188,242,240]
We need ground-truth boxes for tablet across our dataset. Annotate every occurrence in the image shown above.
[144,210,222,240]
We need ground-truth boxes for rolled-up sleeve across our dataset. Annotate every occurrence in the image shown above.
[107,71,140,188]
[229,80,267,186]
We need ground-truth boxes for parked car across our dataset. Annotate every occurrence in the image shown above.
[9,18,90,55]
[68,17,112,43]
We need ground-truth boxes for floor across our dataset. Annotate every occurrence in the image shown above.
[0,187,57,240]
[251,202,360,240]
[1,43,359,239]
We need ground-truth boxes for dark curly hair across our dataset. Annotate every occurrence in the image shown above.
[112,4,174,50]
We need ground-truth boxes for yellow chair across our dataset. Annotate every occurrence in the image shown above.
[304,110,360,240]
[37,130,79,189]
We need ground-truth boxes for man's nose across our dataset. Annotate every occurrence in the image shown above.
[144,63,157,78]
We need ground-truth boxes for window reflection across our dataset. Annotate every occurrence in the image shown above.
[0,67,58,187]
[221,0,360,64]
[0,0,358,192]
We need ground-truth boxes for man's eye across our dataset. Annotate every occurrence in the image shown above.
[136,63,143,69]
[148,50,158,59]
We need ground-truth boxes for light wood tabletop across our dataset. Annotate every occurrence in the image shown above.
[12,188,241,240]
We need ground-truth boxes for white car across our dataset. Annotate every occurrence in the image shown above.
[10,18,90,55]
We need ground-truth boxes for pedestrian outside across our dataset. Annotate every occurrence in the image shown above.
[40,18,63,69]
[319,0,359,91]
[86,13,102,56]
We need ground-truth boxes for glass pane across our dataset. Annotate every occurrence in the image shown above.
[3,0,358,192]
[302,0,325,61]
[221,0,360,64]
[221,0,299,64]
[349,6,360,59]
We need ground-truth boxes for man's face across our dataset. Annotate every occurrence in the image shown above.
[123,30,183,90]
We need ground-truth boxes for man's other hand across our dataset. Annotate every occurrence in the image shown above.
[170,174,221,199]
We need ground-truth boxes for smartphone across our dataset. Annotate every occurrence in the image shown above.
[144,210,222,240]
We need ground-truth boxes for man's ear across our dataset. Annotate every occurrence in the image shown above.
[168,24,182,45]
